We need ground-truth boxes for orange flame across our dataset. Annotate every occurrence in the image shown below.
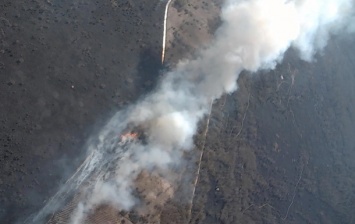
[120,132,138,142]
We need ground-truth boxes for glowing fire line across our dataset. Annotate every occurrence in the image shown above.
[119,132,138,144]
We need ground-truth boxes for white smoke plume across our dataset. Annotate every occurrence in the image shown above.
[27,0,355,223]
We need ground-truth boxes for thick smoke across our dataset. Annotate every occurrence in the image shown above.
[28,0,354,223]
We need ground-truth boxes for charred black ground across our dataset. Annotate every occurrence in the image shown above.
[0,0,164,222]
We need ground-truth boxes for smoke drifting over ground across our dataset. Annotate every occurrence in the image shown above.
[28,0,354,223]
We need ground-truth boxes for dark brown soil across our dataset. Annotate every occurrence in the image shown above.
[189,38,355,223]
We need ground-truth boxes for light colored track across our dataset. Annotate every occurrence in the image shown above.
[187,100,214,222]
[161,0,173,64]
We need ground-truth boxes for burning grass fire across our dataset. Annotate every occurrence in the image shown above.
[26,0,355,223]
[119,132,138,145]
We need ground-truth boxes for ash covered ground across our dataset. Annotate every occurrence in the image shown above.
[1,0,355,224]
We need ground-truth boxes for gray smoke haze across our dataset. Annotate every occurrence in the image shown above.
[27,0,355,223]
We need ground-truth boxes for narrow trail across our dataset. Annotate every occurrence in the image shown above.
[282,166,304,220]
[187,100,214,223]
[161,0,173,64]
[160,2,213,221]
